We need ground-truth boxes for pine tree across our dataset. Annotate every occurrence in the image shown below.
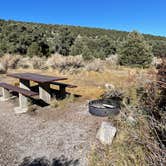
[119,31,153,68]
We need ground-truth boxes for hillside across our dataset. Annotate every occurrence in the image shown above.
[0,19,166,57]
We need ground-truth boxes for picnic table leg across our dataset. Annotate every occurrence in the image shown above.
[14,95,30,114]
[59,85,66,98]
[39,83,51,103]
[20,79,30,90]
[0,87,11,101]
[19,79,30,106]
[14,79,31,114]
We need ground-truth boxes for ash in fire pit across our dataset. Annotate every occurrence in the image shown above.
[89,99,120,117]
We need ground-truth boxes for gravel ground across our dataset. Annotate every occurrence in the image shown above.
[0,98,104,166]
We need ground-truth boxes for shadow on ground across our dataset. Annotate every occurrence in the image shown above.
[19,156,79,166]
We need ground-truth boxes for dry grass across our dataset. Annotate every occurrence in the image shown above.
[88,103,162,166]
[17,57,32,69]
[31,56,46,69]
[86,66,161,166]
[46,54,84,71]
[105,54,119,66]
[50,94,76,109]
[85,59,104,72]
[8,54,22,69]
[0,54,22,70]
[7,63,155,103]
[0,54,46,70]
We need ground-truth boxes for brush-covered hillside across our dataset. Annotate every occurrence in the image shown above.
[0,19,166,58]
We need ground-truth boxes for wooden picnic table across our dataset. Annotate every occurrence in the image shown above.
[7,73,67,103]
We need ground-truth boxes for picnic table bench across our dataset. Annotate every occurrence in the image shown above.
[0,82,38,113]
[0,82,38,97]
[51,81,77,98]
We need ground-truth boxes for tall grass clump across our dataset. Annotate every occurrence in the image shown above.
[46,54,84,71]
[31,56,46,69]
[0,54,22,73]
[139,57,166,165]
[85,59,104,72]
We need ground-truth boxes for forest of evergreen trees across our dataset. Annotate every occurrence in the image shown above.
[0,19,166,59]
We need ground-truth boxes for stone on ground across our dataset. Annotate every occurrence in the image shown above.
[105,83,115,91]
[127,116,137,125]
[96,121,117,145]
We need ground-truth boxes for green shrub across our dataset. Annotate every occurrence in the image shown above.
[82,46,94,60]
[27,42,42,57]
[119,31,153,68]
[70,36,84,56]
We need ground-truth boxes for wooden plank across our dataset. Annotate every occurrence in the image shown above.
[0,82,38,97]
[7,73,67,83]
[51,81,77,88]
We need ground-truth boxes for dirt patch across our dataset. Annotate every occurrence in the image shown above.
[0,99,104,166]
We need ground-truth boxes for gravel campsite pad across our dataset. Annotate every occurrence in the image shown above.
[0,100,104,166]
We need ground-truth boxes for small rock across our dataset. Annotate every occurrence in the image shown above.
[127,116,137,125]
[105,83,115,90]
[96,121,117,145]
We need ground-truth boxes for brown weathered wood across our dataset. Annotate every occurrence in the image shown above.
[51,81,77,88]
[0,82,38,97]
[51,81,77,98]
[7,73,67,83]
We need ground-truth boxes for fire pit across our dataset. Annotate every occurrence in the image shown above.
[89,99,120,117]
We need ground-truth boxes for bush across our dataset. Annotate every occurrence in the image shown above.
[119,31,153,68]
[0,54,21,69]
[17,57,32,68]
[70,36,84,56]
[82,46,94,61]
[106,54,119,66]
[65,55,84,68]
[85,59,104,72]
[0,58,8,74]
[70,36,116,60]
[97,35,117,56]
[140,58,166,159]
[101,85,124,101]
[46,54,84,71]
[93,49,106,60]
[27,42,42,57]
[58,27,75,56]
[12,56,46,69]
[8,54,21,69]
[31,56,46,69]
[151,40,166,57]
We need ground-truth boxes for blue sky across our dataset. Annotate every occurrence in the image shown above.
[0,0,165,36]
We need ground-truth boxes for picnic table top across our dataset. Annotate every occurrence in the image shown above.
[7,73,67,83]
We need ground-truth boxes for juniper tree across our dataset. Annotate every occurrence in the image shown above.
[70,36,84,56]
[58,27,75,56]
[27,42,42,57]
[119,31,153,68]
